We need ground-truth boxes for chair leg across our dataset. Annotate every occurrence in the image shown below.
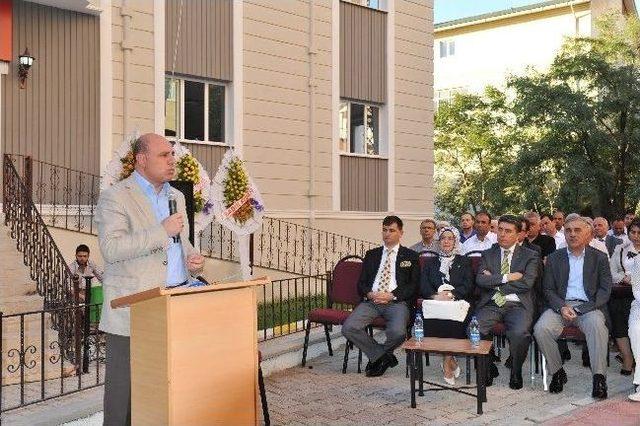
[357,348,363,373]
[258,366,271,426]
[406,351,410,378]
[534,340,540,374]
[542,354,548,391]
[529,343,534,384]
[301,320,312,366]
[425,352,430,366]
[342,340,351,374]
[324,325,333,356]
[466,356,471,385]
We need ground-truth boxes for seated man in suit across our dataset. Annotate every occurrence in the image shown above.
[342,216,420,377]
[533,215,612,399]
[475,215,540,389]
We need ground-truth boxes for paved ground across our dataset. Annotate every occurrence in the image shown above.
[264,342,638,425]
[3,340,638,425]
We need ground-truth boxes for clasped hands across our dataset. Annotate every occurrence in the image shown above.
[367,291,394,304]
[560,305,578,321]
[482,270,523,282]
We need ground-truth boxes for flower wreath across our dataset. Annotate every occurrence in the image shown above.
[101,134,214,233]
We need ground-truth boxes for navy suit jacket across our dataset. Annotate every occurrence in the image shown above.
[357,245,420,303]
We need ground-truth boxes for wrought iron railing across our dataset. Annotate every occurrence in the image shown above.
[2,154,76,309]
[5,154,377,276]
[201,217,376,276]
[0,302,105,417]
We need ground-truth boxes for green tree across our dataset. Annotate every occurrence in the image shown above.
[508,15,640,218]
[434,87,522,218]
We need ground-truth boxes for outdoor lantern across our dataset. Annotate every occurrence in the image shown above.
[18,48,35,89]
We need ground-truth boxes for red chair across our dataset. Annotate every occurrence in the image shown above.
[301,255,366,373]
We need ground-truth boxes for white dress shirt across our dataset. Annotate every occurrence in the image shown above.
[550,232,566,250]
[372,243,399,293]
[461,232,497,255]
[499,244,520,302]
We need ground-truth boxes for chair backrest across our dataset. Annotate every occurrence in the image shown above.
[418,250,439,270]
[330,255,364,306]
[466,251,483,301]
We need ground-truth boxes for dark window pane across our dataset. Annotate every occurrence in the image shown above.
[350,103,365,154]
[208,84,225,142]
[184,80,204,141]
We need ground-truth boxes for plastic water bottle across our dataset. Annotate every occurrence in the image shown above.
[413,311,424,342]
[469,316,480,348]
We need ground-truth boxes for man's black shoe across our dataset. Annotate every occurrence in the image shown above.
[592,374,608,399]
[561,349,571,362]
[485,362,499,386]
[388,353,399,368]
[509,369,523,390]
[366,353,395,377]
[365,357,382,376]
[549,368,567,394]
[505,355,512,369]
[365,361,373,373]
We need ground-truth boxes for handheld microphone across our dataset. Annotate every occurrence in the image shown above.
[168,193,181,243]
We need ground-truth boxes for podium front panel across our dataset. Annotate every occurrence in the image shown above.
[168,287,258,424]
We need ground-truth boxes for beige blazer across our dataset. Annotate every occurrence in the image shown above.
[95,174,199,336]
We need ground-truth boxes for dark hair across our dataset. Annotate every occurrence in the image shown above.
[553,209,565,216]
[76,244,90,254]
[132,135,149,156]
[628,218,640,233]
[540,212,552,221]
[475,211,492,222]
[613,217,625,224]
[520,216,530,232]
[461,212,475,221]
[625,210,636,216]
[498,214,522,232]
[383,215,403,230]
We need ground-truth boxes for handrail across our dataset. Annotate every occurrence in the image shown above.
[3,154,377,276]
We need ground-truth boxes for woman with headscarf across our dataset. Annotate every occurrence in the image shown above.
[419,226,474,385]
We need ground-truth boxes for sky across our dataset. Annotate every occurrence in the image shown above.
[434,0,640,24]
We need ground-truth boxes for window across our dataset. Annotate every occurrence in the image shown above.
[339,101,380,156]
[439,40,455,58]
[164,76,226,143]
[434,87,466,111]
[348,0,382,9]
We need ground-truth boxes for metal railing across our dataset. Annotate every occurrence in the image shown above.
[5,154,377,276]
[0,302,105,416]
[2,155,76,309]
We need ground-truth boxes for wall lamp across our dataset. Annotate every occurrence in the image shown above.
[18,48,35,89]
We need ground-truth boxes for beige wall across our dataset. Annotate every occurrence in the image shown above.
[241,0,334,212]
[111,0,157,152]
[393,0,434,215]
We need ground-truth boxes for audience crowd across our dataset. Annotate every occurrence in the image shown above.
[342,209,640,402]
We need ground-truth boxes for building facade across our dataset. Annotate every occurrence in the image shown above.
[434,0,637,109]
[0,0,434,243]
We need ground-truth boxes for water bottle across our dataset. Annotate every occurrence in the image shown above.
[413,311,424,342]
[469,316,480,348]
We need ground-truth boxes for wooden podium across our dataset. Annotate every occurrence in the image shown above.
[111,277,270,425]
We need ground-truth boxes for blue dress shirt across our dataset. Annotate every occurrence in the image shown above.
[133,171,188,286]
[565,248,588,302]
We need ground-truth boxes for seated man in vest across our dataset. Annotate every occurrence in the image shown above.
[342,215,419,377]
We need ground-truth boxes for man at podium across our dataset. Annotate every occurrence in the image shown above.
[95,133,205,425]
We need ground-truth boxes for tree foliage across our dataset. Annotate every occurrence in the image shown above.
[434,15,640,220]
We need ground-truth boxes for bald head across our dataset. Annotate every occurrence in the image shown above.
[133,133,176,189]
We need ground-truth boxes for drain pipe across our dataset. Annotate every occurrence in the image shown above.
[308,0,317,228]
[121,0,133,135]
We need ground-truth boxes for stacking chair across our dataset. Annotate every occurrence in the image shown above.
[301,255,365,373]
[258,350,270,426]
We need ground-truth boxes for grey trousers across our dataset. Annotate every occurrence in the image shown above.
[476,302,532,372]
[104,333,131,426]
[341,301,410,363]
[533,308,609,376]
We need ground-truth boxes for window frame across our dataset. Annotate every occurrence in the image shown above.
[439,39,456,59]
[339,99,387,159]
[164,75,229,146]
